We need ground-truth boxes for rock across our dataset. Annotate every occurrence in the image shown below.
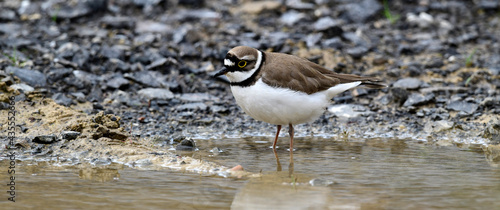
[178,93,214,102]
[328,104,372,118]
[106,76,129,90]
[390,88,409,105]
[392,78,422,90]
[176,138,196,151]
[482,122,500,142]
[47,0,106,20]
[403,93,435,107]
[10,84,34,93]
[346,46,369,59]
[135,21,171,34]
[280,10,306,26]
[100,45,125,60]
[101,15,135,29]
[0,23,22,36]
[313,17,342,31]
[343,0,382,23]
[424,120,454,133]
[124,71,166,88]
[176,103,207,111]
[52,93,74,106]
[0,8,16,21]
[237,1,281,15]
[6,67,47,87]
[138,88,174,100]
[446,100,478,114]
[61,131,81,140]
[145,57,168,70]
[306,33,322,48]
[33,134,58,144]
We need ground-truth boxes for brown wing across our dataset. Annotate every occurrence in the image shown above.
[261,52,385,94]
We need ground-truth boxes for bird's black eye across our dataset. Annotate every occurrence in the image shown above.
[238,60,247,68]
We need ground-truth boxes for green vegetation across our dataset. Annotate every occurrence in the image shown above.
[383,0,400,24]
[465,48,477,67]
[3,48,24,67]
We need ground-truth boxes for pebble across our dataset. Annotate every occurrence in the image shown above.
[61,131,81,140]
[176,102,208,111]
[175,138,196,151]
[403,93,435,107]
[328,104,372,118]
[33,134,58,144]
[52,93,74,106]
[138,88,174,100]
[6,67,47,87]
[392,78,423,90]
[280,10,306,26]
[446,100,478,115]
[343,0,382,23]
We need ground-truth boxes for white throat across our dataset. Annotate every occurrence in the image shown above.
[225,50,263,83]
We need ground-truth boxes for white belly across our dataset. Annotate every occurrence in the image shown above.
[230,79,331,125]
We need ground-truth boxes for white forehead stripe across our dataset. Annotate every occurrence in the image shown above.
[224,59,235,66]
[241,55,255,60]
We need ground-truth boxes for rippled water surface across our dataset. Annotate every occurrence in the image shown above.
[1,138,499,209]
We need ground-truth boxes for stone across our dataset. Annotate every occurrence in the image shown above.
[393,78,422,90]
[135,21,171,34]
[424,120,454,133]
[124,71,166,88]
[33,134,58,144]
[10,84,34,93]
[237,1,281,15]
[343,0,382,23]
[176,138,196,151]
[346,46,369,59]
[106,76,129,90]
[280,10,306,26]
[176,102,207,111]
[6,67,47,87]
[403,93,435,107]
[446,100,478,114]
[52,93,74,106]
[313,17,342,31]
[138,88,174,100]
[328,104,372,118]
[61,131,81,140]
[178,93,214,102]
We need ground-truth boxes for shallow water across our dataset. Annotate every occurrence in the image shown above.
[1,137,499,209]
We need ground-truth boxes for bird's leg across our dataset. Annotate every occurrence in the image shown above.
[273,148,282,172]
[288,123,294,152]
[288,123,294,175]
[272,125,281,150]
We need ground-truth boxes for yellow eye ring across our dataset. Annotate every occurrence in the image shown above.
[238,60,247,68]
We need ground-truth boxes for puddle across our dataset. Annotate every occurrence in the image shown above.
[1,138,499,209]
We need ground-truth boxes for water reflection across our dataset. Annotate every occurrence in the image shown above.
[0,138,499,209]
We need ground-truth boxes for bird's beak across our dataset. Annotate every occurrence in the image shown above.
[214,67,229,77]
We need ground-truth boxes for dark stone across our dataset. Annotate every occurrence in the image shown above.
[47,68,73,84]
[33,135,58,144]
[446,100,478,114]
[0,8,16,21]
[314,17,342,31]
[6,67,47,87]
[124,71,165,88]
[138,88,174,100]
[52,93,74,106]
[176,102,207,111]
[346,46,369,59]
[403,93,435,107]
[101,15,135,29]
[176,139,196,151]
[100,45,124,60]
[61,131,81,140]
[391,88,409,105]
[343,0,382,23]
[106,76,129,90]
[393,78,422,90]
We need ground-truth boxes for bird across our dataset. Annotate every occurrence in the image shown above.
[215,46,385,152]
